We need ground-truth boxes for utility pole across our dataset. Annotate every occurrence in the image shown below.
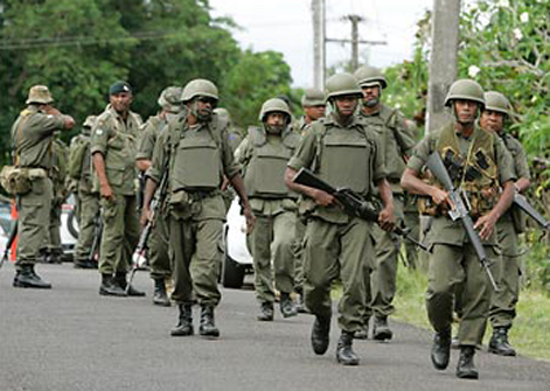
[312,0,326,90]
[427,0,461,134]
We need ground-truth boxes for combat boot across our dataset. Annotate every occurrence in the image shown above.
[489,327,516,356]
[296,291,309,314]
[13,265,52,289]
[171,304,194,336]
[153,278,171,307]
[336,331,359,366]
[431,327,451,370]
[199,306,220,338]
[257,301,274,321]
[114,272,145,297]
[99,274,127,296]
[311,315,331,355]
[354,318,369,340]
[373,315,393,341]
[280,292,297,318]
[74,258,97,269]
[456,346,479,379]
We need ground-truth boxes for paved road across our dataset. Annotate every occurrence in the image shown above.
[1,262,549,391]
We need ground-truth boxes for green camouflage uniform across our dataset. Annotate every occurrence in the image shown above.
[91,104,142,275]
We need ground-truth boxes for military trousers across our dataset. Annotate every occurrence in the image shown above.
[426,243,496,347]
[249,210,296,303]
[169,215,223,307]
[147,211,171,280]
[303,216,372,332]
[98,195,140,274]
[74,190,100,262]
[489,218,520,329]
[16,176,53,269]
[47,199,63,255]
[368,195,404,318]
[403,210,420,269]
[292,216,306,292]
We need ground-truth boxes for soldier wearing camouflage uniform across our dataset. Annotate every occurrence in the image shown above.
[236,98,300,321]
[285,73,395,366]
[136,86,183,306]
[353,65,417,341]
[143,79,254,338]
[70,115,100,269]
[9,85,74,288]
[480,91,530,357]
[401,79,516,379]
[91,81,144,297]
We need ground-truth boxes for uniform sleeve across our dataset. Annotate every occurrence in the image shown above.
[90,116,112,156]
[287,128,317,171]
[494,136,516,185]
[27,112,65,137]
[512,139,530,180]
[372,132,388,182]
[395,114,418,157]
[407,135,432,172]
[136,123,156,161]
[220,128,241,179]
[146,128,169,183]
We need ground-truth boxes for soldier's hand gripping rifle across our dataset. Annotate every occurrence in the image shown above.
[127,170,169,293]
[426,152,500,291]
[513,192,550,230]
[0,219,18,270]
[292,168,430,252]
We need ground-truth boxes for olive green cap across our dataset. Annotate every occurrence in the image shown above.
[353,66,387,89]
[181,79,219,103]
[484,91,510,116]
[83,115,97,128]
[158,86,183,113]
[444,79,485,108]
[301,88,326,107]
[26,85,54,105]
[259,98,291,122]
[325,73,363,100]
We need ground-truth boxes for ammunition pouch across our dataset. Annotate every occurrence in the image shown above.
[0,166,47,195]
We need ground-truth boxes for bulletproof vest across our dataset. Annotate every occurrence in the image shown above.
[244,126,299,199]
[315,121,373,195]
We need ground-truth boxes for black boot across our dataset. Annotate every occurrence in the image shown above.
[257,301,274,321]
[114,272,145,297]
[280,292,297,318]
[199,306,220,338]
[311,315,331,355]
[373,315,393,341]
[354,318,369,340]
[431,327,451,370]
[99,274,127,296]
[456,346,479,379]
[336,331,359,365]
[74,258,97,269]
[171,304,194,336]
[489,327,516,356]
[296,290,309,314]
[153,278,171,307]
[13,264,52,289]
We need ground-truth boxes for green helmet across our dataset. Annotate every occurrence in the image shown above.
[325,73,363,101]
[26,85,54,105]
[301,88,326,107]
[259,98,291,122]
[444,79,485,108]
[158,86,183,113]
[484,91,510,116]
[83,115,97,128]
[353,66,387,89]
[214,107,231,124]
[181,79,219,103]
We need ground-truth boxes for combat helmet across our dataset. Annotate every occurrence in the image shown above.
[301,88,326,107]
[214,107,231,124]
[158,86,183,113]
[484,91,510,116]
[353,66,387,89]
[26,85,54,105]
[181,79,219,103]
[259,98,292,122]
[325,73,363,101]
[444,79,485,108]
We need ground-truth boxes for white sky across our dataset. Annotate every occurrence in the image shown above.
[209,0,433,88]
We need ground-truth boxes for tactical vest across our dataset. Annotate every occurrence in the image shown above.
[244,126,299,199]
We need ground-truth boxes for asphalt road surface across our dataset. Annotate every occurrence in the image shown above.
[1,262,549,391]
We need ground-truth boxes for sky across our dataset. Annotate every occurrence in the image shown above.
[209,0,433,88]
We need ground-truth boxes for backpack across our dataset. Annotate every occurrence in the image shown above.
[68,136,90,180]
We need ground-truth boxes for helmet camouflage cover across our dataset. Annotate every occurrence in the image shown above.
[158,86,183,113]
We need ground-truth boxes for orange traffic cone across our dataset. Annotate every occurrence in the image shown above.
[10,199,18,262]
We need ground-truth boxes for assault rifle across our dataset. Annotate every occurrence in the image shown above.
[88,210,103,265]
[0,219,18,269]
[426,152,499,291]
[292,168,430,253]
[127,170,169,293]
[513,193,550,230]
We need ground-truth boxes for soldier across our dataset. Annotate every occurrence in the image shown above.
[293,88,326,135]
[401,79,516,379]
[236,98,300,321]
[136,86,183,306]
[284,73,394,366]
[91,81,144,297]
[70,115,100,269]
[353,65,417,341]
[10,85,74,288]
[142,79,254,338]
[480,91,530,357]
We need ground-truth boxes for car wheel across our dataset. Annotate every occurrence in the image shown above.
[67,207,79,239]
[221,228,245,289]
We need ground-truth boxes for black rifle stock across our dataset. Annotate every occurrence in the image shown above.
[0,219,18,269]
[513,193,550,230]
[292,168,430,252]
[426,152,499,291]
